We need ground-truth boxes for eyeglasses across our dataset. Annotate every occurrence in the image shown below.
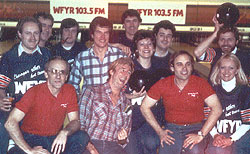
[47,69,68,76]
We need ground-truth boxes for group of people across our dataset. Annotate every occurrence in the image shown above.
[0,7,249,154]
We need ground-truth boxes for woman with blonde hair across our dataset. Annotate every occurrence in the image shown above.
[206,53,250,154]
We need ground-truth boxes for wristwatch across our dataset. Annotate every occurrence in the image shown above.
[198,131,205,138]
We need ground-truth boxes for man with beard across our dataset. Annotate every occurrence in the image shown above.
[194,16,250,80]
[33,12,54,49]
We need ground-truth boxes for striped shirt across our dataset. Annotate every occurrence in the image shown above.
[80,82,132,141]
[68,45,126,96]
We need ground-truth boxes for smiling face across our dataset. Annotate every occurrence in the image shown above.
[218,32,238,54]
[18,22,40,53]
[219,58,238,82]
[109,64,132,89]
[155,28,173,52]
[137,38,154,59]
[92,26,110,49]
[171,54,193,81]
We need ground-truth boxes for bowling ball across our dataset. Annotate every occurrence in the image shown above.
[216,2,239,27]
[128,70,151,92]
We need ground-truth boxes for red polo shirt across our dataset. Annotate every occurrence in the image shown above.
[15,82,78,136]
[148,75,215,125]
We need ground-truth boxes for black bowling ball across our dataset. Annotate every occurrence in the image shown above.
[216,2,239,27]
[128,70,150,92]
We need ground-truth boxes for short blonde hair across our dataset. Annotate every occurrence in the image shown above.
[210,53,248,86]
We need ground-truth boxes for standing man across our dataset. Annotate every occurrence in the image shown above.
[68,16,126,97]
[52,18,87,66]
[0,17,51,154]
[80,57,134,154]
[5,57,89,154]
[194,16,250,80]
[141,51,222,154]
[112,9,141,56]
[33,12,54,49]
[151,20,175,79]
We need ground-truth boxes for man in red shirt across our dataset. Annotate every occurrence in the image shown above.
[141,50,222,154]
[5,56,89,154]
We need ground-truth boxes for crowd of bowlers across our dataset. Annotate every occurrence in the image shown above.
[0,7,249,154]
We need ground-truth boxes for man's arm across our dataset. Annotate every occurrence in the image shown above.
[68,56,83,97]
[183,94,222,149]
[193,16,223,59]
[202,94,222,136]
[109,43,131,57]
[141,95,175,147]
[5,108,50,154]
[51,111,80,154]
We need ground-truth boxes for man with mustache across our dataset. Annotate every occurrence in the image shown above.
[194,16,250,80]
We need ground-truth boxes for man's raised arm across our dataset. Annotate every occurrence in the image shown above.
[194,16,223,59]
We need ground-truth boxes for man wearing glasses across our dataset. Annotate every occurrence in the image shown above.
[5,56,89,154]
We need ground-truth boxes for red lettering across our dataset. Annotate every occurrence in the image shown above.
[137,9,142,15]
[148,9,152,16]
[53,6,63,14]
[173,9,183,16]
[98,8,105,14]
[89,7,93,14]
[70,7,74,14]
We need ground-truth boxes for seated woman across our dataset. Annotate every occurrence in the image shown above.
[206,53,250,154]
[125,30,168,154]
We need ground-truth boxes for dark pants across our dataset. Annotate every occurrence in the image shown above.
[0,111,9,154]
[8,130,89,154]
[125,122,160,154]
[159,123,208,154]
[84,139,127,154]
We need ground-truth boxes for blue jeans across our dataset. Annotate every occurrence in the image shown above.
[8,130,89,154]
[125,122,160,154]
[84,139,127,154]
[233,130,250,154]
[0,111,9,154]
[159,123,207,154]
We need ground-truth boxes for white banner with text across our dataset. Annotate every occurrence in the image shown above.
[129,1,186,24]
[50,0,108,23]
